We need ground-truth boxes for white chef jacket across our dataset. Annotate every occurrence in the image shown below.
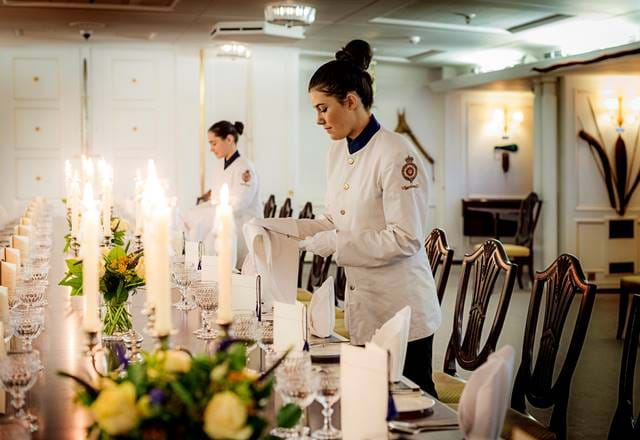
[297,124,441,345]
[209,153,262,267]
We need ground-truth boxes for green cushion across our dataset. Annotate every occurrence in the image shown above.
[432,371,466,404]
[501,408,556,440]
[621,276,640,289]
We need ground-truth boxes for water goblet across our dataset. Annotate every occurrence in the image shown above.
[272,351,318,439]
[312,366,341,439]
[190,281,219,339]
[16,283,46,308]
[171,262,196,311]
[230,312,260,347]
[0,350,40,432]
[10,305,45,352]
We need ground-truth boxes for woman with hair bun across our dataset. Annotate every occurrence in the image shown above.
[296,40,442,396]
[187,120,261,268]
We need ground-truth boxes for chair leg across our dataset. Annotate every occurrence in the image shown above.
[617,285,630,340]
[516,264,524,290]
[527,255,534,284]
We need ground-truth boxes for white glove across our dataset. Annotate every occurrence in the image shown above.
[299,230,337,258]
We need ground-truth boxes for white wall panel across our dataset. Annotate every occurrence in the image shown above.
[15,108,61,150]
[13,58,59,100]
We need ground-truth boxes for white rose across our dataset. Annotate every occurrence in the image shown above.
[91,382,139,436]
[162,350,191,373]
[204,391,252,440]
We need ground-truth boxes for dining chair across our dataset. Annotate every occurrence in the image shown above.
[263,195,277,218]
[506,254,596,440]
[307,254,332,292]
[297,202,315,288]
[278,197,293,218]
[609,294,640,439]
[425,228,454,304]
[434,239,517,404]
[504,192,542,289]
[617,275,640,339]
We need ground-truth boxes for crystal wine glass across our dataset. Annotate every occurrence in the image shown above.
[171,262,196,311]
[0,350,40,432]
[16,283,46,308]
[272,351,318,439]
[230,312,260,349]
[312,366,341,439]
[190,280,218,339]
[10,305,44,352]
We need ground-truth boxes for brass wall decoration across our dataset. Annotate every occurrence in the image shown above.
[578,97,640,216]
[394,110,435,170]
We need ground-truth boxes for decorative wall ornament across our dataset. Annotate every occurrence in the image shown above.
[578,97,640,216]
[394,110,435,177]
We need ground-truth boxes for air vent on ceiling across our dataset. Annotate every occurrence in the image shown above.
[508,14,574,33]
[2,0,178,11]
[210,21,305,42]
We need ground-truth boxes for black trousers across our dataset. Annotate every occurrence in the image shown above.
[402,335,438,399]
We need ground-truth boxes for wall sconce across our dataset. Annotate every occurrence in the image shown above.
[492,106,523,173]
[602,95,640,133]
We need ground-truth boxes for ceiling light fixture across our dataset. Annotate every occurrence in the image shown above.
[216,42,251,59]
[370,17,509,35]
[264,3,316,27]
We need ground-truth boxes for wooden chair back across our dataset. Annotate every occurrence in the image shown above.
[297,202,315,288]
[444,239,517,375]
[511,254,596,440]
[515,192,542,248]
[335,266,346,302]
[263,195,277,218]
[609,294,640,439]
[278,198,293,218]
[307,254,332,292]
[425,228,454,303]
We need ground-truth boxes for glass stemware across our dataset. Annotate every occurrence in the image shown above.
[16,282,46,308]
[171,262,196,311]
[230,312,260,347]
[0,350,40,432]
[272,351,318,439]
[312,366,341,439]
[10,305,44,352]
[190,281,218,339]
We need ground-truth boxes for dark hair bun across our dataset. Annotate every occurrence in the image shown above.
[233,121,244,136]
[335,39,372,71]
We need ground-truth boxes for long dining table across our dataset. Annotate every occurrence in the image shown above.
[0,217,462,439]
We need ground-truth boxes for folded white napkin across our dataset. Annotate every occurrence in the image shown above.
[273,301,307,352]
[341,342,389,440]
[308,276,335,338]
[0,321,5,413]
[11,235,29,261]
[458,345,516,440]
[200,255,219,282]
[0,286,8,326]
[20,217,32,225]
[184,241,200,268]
[5,248,20,267]
[370,306,411,382]
[18,224,32,236]
[0,262,16,301]
[243,218,299,307]
[232,273,259,312]
[183,203,216,242]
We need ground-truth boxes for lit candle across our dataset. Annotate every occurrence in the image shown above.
[152,196,172,336]
[217,184,234,324]
[70,171,81,237]
[0,287,8,328]
[81,184,100,333]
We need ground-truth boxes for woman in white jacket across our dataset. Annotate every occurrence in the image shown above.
[298,40,441,396]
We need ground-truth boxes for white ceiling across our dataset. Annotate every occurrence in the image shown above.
[1,0,640,70]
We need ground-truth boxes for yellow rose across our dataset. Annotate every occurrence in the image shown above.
[98,259,105,279]
[111,218,129,232]
[203,392,252,440]
[91,382,139,436]
[137,395,152,418]
[135,256,145,280]
[210,362,228,382]
[163,350,192,373]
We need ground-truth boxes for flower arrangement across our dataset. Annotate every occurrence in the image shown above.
[59,243,144,337]
[63,216,128,252]
[59,343,301,439]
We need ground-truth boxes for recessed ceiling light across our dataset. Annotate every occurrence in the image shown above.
[216,42,251,59]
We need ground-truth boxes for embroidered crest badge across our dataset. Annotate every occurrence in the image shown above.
[241,170,252,185]
[401,156,419,190]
